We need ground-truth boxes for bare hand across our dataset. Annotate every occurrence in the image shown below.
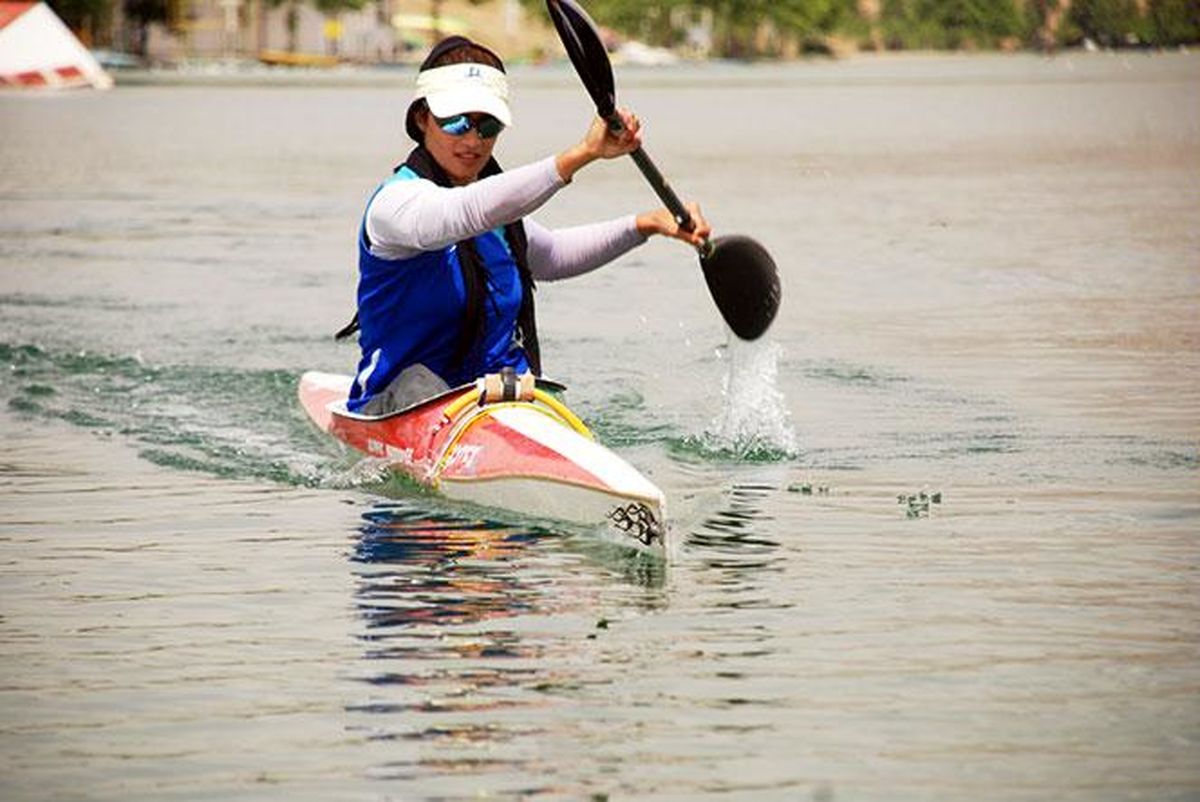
[636,202,712,248]
[582,108,642,160]
[555,107,642,181]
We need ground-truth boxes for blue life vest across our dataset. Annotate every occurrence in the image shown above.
[347,166,531,412]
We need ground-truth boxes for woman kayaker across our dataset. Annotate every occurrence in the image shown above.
[344,35,711,415]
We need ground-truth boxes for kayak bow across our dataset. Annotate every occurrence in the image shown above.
[298,371,666,552]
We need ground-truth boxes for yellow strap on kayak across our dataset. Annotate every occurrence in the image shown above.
[431,385,594,487]
[441,386,482,423]
[530,389,591,439]
[440,382,591,440]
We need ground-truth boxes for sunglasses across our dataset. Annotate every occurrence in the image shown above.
[435,113,505,140]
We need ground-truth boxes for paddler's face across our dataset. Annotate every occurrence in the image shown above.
[417,108,499,186]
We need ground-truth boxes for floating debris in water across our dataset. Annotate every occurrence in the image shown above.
[787,482,830,496]
[587,618,612,640]
[898,490,943,518]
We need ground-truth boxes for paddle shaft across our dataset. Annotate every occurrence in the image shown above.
[607,115,695,233]
[547,0,778,340]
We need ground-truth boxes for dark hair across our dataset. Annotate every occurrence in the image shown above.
[423,36,504,72]
[405,37,505,142]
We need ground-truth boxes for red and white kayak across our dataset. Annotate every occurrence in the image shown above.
[298,371,666,553]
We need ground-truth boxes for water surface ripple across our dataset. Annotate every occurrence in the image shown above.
[2,53,1198,800]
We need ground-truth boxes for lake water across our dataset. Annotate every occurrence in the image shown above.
[1,52,1198,800]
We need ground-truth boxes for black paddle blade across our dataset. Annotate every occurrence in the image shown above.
[701,236,781,340]
[546,0,616,118]
[546,0,783,341]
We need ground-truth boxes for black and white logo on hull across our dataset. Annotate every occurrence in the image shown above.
[607,503,663,547]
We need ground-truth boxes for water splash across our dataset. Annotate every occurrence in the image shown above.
[703,335,798,461]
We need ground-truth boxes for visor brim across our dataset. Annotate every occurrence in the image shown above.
[424,88,512,127]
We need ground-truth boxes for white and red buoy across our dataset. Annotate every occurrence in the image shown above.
[0,2,113,90]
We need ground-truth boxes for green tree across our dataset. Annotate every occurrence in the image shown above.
[1146,0,1200,45]
[520,0,850,57]
[312,0,367,12]
[542,0,688,44]
[934,0,1028,48]
[1068,0,1147,46]
[709,0,774,57]
[879,0,1026,49]
[523,0,1178,56]
[879,0,942,48]
[715,0,848,56]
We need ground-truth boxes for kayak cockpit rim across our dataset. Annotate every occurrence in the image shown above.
[328,376,569,422]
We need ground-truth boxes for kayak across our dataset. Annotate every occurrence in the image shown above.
[298,370,666,553]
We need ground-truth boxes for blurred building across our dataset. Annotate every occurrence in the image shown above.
[120,0,557,64]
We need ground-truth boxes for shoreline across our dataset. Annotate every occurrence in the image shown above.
[91,47,1198,89]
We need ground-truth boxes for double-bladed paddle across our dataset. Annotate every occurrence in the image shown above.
[546,0,781,341]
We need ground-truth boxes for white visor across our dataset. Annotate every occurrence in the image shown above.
[414,63,512,127]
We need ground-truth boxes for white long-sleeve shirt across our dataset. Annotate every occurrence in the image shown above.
[364,156,647,280]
